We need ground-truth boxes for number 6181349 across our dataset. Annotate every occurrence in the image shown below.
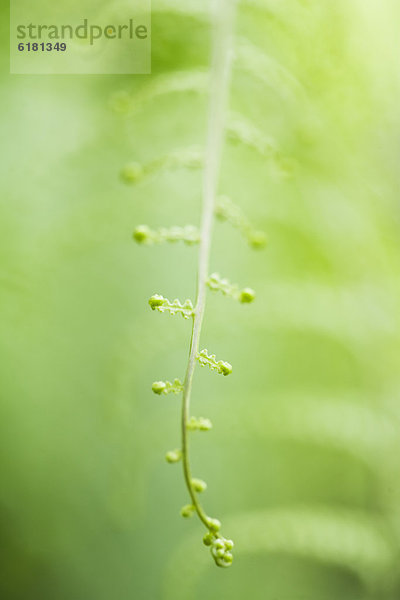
[18,42,67,51]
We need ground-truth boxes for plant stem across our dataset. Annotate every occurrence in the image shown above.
[181,0,237,529]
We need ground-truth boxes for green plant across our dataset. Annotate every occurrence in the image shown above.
[129,0,266,568]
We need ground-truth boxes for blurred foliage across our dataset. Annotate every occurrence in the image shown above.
[1,1,400,599]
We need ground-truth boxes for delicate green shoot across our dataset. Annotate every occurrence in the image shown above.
[152,379,184,395]
[207,272,256,303]
[132,0,245,569]
[191,478,207,493]
[187,416,212,431]
[210,537,234,568]
[121,147,203,185]
[110,70,208,116]
[196,349,232,376]
[227,112,276,158]
[165,449,182,463]
[239,288,256,303]
[180,504,196,518]
[133,224,200,246]
[148,295,195,319]
[207,518,221,532]
[215,195,267,249]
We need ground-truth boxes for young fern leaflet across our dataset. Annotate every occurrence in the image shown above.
[129,0,266,568]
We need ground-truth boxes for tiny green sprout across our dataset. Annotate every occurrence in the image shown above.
[196,349,232,376]
[152,379,183,395]
[165,449,182,463]
[210,537,234,568]
[239,287,256,303]
[187,416,212,431]
[215,195,267,250]
[120,149,203,187]
[203,532,214,546]
[133,224,200,246]
[220,361,233,376]
[227,114,276,159]
[133,225,152,244]
[152,381,167,395]
[207,518,221,532]
[198,417,212,431]
[149,294,165,309]
[217,552,233,568]
[180,504,195,518]
[207,273,256,304]
[120,162,143,184]
[148,295,195,319]
[159,147,204,172]
[191,478,207,493]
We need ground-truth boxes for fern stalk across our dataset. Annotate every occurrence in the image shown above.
[181,0,237,537]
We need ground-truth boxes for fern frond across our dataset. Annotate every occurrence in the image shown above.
[152,379,184,395]
[121,147,203,185]
[247,394,400,469]
[111,35,302,117]
[227,113,295,177]
[111,71,208,115]
[207,272,255,303]
[196,349,232,376]
[149,295,195,319]
[133,224,200,245]
[119,120,281,188]
[227,112,277,158]
[215,195,267,248]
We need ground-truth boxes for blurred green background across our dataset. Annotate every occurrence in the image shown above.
[1,1,400,598]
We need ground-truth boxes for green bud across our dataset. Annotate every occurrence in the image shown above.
[220,361,232,376]
[152,381,167,394]
[120,162,143,184]
[149,294,165,310]
[225,539,234,550]
[198,417,212,431]
[207,518,221,532]
[203,533,214,546]
[180,504,195,518]
[187,416,212,431]
[133,225,151,244]
[239,287,256,303]
[165,449,182,463]
[187,417,198,431]
[213,551,233,568]
[191,478,207,493]
[223,552,233,564]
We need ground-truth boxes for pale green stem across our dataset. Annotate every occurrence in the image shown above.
[181,0,237,529]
